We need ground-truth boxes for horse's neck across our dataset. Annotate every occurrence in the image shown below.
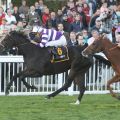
[102,39,115,51]
[18,43,34,56]
[102,39,116,58]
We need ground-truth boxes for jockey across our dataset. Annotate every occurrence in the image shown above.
[29,26,67,47]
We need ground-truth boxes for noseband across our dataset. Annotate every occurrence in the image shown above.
[0,34,7,49]
[0,42,5,48]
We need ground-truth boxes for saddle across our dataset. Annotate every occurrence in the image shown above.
[50,46,69,63]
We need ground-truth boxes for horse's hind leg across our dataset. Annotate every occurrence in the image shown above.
[46,69,76,99]
[107,75,120,99]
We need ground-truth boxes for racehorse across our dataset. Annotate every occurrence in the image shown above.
[82,34,120,100]
[0,31,93,104]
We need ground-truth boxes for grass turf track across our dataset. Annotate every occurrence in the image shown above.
[0,94,120,120]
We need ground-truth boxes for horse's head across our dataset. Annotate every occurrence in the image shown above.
[0,31,30,54]
[82,35,105,57]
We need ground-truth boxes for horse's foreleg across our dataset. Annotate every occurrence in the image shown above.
[76,78,86,105]
[5,74,19,95]
[19,69,40,89]
[107,75,120,99]
[5,70,39,95]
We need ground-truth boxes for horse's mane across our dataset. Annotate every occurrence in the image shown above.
[10,31,29,41]
[101,34,114,45]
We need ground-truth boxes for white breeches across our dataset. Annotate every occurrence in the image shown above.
[45,35,67,47]
[106,33,113,42]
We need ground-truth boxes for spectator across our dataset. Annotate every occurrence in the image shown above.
[67,31,78,46]
[57,23,70,40]
[1,0,6,11]
[35,2,41,16]
[0,18,10,34]
[89,9,101,29]
[87,29,99,45]
[99,7,113,42]
[71,14,83,33]
[91,17,102,32]
[82,29,91,44]
[76,33,88,50]
[42,7,50,27]
[67,10,75,23]
[38,0,45,13]
[108,0,116,7]
[47,12,57,29]
[98,0,107,8]
[62,14,72,32]
[115,25,120,38]
[83,2,91,25]
[100,2,108,13]
[116,34,120,43]
[88,0,97,15]
[13,6,21,22]
[28,6,41,26]
[19,0,29,21]
[56,9,63,24]
[76,5,88,28]
[68,1,76,12]
[5,8,17,25]
[0,7,5,26]
[83,2,90,15]
[116,5,120,24]
[8,2,14,14]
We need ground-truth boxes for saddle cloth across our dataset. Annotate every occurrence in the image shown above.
[51,46,69,63]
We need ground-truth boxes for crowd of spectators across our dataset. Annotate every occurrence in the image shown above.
[0,0,120,92]
[0,0,120,47]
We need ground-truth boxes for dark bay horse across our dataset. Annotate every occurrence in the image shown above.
[0,31,93,104]
[82,35,120,100]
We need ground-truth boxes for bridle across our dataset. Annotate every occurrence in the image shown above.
[0,42,5,48]
[0,34,7,49]
[0,32,30,51]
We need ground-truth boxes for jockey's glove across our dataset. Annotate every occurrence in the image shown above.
[30,40,38,45]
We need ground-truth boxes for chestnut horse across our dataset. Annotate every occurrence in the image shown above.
[82,35,120,100]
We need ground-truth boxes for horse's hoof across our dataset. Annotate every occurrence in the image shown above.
[5,90,9,96]
[70,100,80,105]
[31,85,38,90]
[45,95,51,99]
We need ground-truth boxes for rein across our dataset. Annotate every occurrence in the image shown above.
[109,45,118,51]
[17,42,30,47]
[0,42,5,48]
